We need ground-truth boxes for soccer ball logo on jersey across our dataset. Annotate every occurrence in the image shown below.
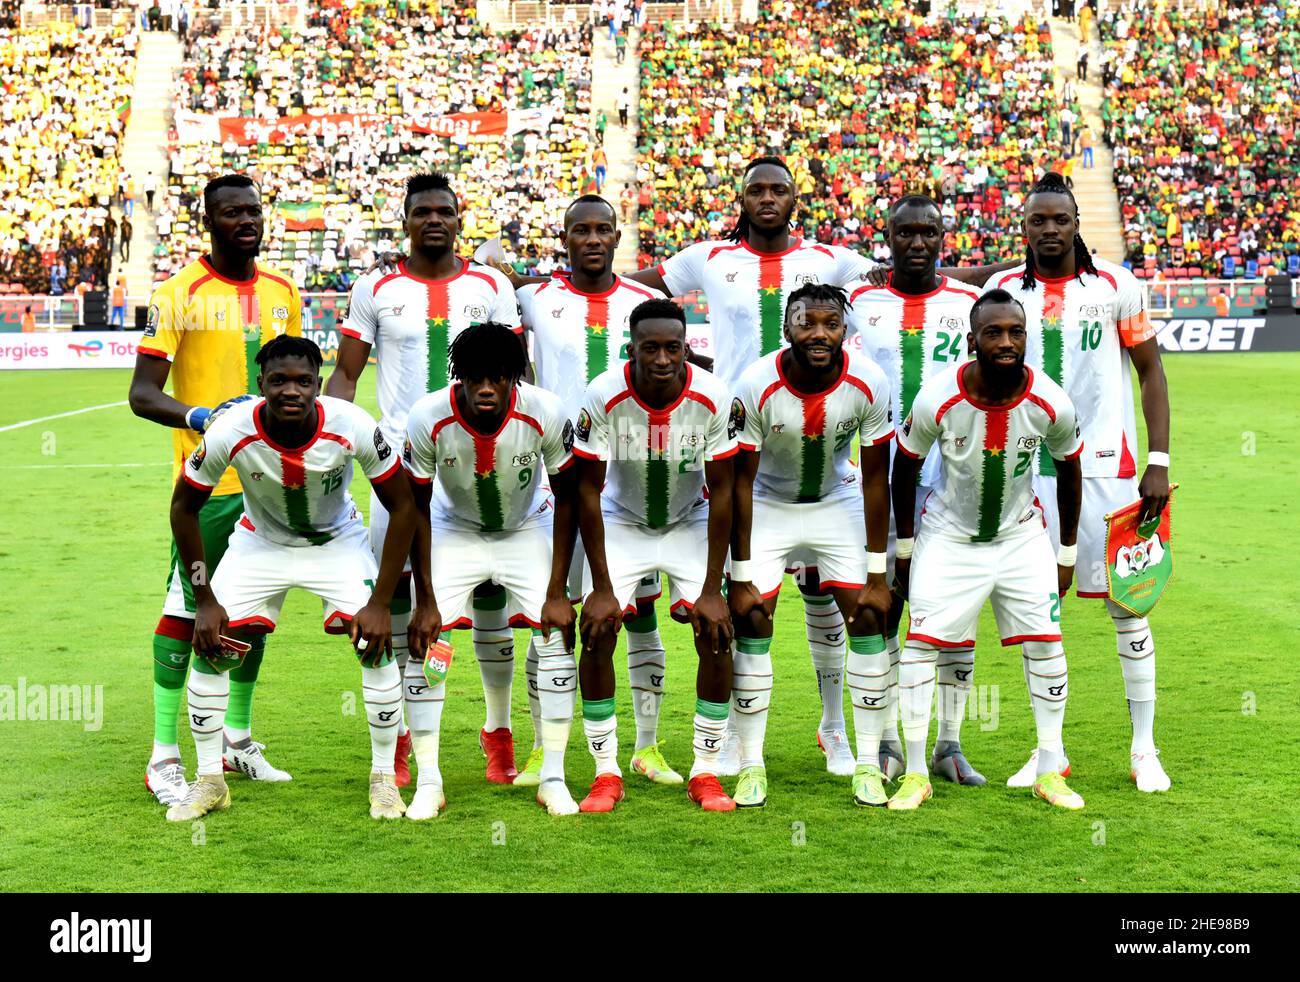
[463,304,488,321]
[1079,304,1106,318]
[728,398,746,440]
[1017,436,1041,451]
[795,274,815,285]
[188,440,206,469]
[940,316,963,330]
[575,409,593,444]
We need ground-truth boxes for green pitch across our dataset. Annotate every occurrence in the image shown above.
[1,357,1296,892]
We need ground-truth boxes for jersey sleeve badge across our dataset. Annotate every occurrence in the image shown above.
[144,304,159,337]
[575,408,593,443]
[562,419,575,452]
[728,397,746,440]
[374,426,392,461]
[188,440,206,469]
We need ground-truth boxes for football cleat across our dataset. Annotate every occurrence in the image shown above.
[479,727,518,784]
[406,784,446,821]
[630,743,684,785]
[714,727,741,777]
[165,774,230,822]
[394,731,412,788]
[816,728,856,777]
[579,774,625,813]
[887,773,933,811]
[537,779,580,816]
[733,765,768,808]
[1131,750,1171,793]
[223,740,292,782]
[878,741,905,782]
[512,745,545,787]
[1007,748,1070,788]
[930,740,987,786]
[687,774,736,811]
[1033,771,1085,810]
[369,771,407,820]
[146,758,190,807]
[851,764,889,807]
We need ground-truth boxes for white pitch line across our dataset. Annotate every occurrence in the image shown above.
[1,462,170,470]
[0,400,130,434]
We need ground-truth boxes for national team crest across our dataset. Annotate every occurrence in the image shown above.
[1104,485,1178,617]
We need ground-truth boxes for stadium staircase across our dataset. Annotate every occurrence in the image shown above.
[1048,15,1126,264]
[590,23,641,272]
[113,29,184,305]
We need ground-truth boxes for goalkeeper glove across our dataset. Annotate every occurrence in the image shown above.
[185,394,253,433]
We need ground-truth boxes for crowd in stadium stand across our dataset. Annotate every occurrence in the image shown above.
[153,0,594,289]
[0,19,136,293]
[635,0,1065,269]
[1101,0,1300,278]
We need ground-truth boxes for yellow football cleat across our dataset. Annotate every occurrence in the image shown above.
[165,774,230,822]
[630,743,684,785]
[733,765,768,808]
[369,771,407,820]
[852,764,889,807]
[1033,771,1085,810]
[512,745,545,787]
[887,772,933,811]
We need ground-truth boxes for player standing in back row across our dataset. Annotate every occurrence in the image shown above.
[516,194,680,788]
[129,174,302,806]
[327,173,524,788]
[990,173,1172,793]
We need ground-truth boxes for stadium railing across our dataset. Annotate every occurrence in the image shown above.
[0,296,84,332]
[1144,278,1283,319]
[20,1,298,30]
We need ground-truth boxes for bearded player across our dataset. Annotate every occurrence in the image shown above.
[570,299,739,813]
[892,291,1085,812]
[729,284,894,808]
[327,173,525,788]
[989,173,1172,793]
[167,335,430,822]
[404,322,581,818]
[848,195,985,787]
[129,174,302,806]
[516,194,680,788]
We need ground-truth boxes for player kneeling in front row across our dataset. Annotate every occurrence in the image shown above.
[572,299,739,812]
[404,322,581,817]
[167,336,433,822]
[729,284,895,808]
[891,290,1085,811]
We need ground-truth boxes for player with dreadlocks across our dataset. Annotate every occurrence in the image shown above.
[988,172,1173,794]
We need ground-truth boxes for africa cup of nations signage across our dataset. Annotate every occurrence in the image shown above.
[175,108,554,146]
[0,331,146,369]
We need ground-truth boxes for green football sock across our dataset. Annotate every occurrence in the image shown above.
[624,608,658,633]
[582,697,616,721]
[152,635,191,746]
[226,636,266,734]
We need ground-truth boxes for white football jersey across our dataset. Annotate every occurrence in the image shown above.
[185,396,399,547]
[404,381,572,533]
[989,257,1154,479]
[898,363,1083,542]
[657,238,881,385]
[848,275,980,486]
[343,258,521,447]
[733,350,894,504]
[572,363,737,528]
[517,273,665,421]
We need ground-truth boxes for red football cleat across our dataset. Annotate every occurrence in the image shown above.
[579,774,625,813]
[687,774,736,812]
[479,727,518,784]
[394,731,412,788]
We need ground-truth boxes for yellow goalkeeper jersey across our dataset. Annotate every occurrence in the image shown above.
[141,256,302,496]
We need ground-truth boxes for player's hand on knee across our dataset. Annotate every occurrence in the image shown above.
[691,589,732,655]
[351,600,393,667]
[728,580,764,623]
[851,575,892,626]
[193,599,228,661]
[892,557,911,601]
[540,591,576,645]
[579,589,623,651]
[408,601,442,658]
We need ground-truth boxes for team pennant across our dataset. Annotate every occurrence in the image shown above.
[423,638,455,688]
[1104,484,1178,617]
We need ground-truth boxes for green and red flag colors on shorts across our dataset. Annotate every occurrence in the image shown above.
[758,253,784,356]
[1037,280,1067,477]
[1105,485,1178,617]
[974,409,1009,542]
[426,280,452,392]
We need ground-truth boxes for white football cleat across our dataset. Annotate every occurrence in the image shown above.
[223,740,293,782]
[145,758,190,807]
[714,726,741,777]
[536,778,580,816]
[406,785,446,820]
[1007,748,1071,788]
[816,728,856,776]
[1131,751,1171,792]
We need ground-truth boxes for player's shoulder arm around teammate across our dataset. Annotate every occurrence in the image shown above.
[941,259,1022,288]
[326,272,380,400]
[129,279,189,426]
[831,244,884,289]
[652,240,713,297]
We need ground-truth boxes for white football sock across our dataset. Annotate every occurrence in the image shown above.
[899,641,938,776]
[804,593,846,732]
[534,633,575,782]
[410,726,443,791]
[733,640,773,769]
[473,603,514,732]
[690,711,729,778]
[936,645,975,744]
[361,661,402,775]
[524,638,542,750]
[151,741,181,765]
[391,607,411,738]
[1023,641,1068,776]
[847,643,889,767]
[626,627,666,750]
[403,654,446,785]
[883,633,902,746]
[1109,602,1157,753]
[187,669,228,777]
[583,716,620,777]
